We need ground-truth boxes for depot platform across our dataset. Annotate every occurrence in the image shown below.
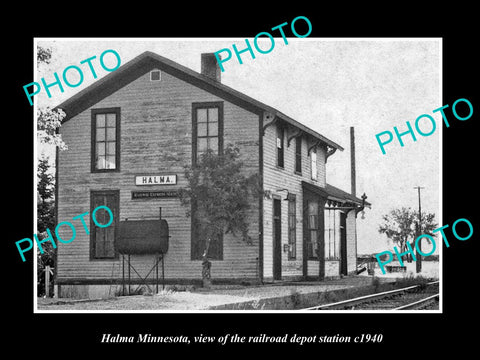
[37,275,412,311]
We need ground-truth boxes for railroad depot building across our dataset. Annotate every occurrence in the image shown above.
[54,51,369,298]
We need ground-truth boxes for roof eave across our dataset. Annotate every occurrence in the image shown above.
[276,112,344,151]
[55,51,344,151]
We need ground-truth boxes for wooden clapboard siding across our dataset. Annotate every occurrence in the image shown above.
[325,260,340,277]
[57,69,260,283]
[262,124,328,279]
[307,260,319,277]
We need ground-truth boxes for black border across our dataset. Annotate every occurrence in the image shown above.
[8,6,479,355]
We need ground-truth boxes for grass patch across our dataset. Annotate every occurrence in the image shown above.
[289,288,301,307]
[394,274,431,289]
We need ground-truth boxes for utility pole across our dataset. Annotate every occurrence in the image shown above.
[414,186,424,273]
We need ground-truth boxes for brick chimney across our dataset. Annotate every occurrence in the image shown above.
[201,53,221,82]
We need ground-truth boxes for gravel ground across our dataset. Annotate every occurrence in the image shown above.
[36,276,396,311]
[37,290,253,311]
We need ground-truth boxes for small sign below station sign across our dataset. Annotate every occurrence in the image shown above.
[135,175,177,186]
[132,191,178,199]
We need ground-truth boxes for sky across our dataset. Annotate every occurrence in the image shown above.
[35,38,441,255]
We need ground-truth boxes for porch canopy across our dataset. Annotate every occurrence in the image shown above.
[302,181,371,211]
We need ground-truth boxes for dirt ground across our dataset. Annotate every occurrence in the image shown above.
[37,290,252,311]
[36,276,392,311]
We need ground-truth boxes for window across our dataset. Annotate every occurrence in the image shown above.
[192,102,224,164]
[277,126,284,168]
[325,209,340,260]
[91,108,120,172]
[288,194,296,260]
[90,191,119,259]
[295,137,302,174]
[150,70,161,81]
[311,147,317,180]
[307,200,319,259]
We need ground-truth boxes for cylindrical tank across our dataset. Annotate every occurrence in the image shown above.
[117,219,169,255]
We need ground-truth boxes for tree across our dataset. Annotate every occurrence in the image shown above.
[178,145,261,286]
[37,46,52,65]
[36,46,66,296]
[37,107,67,150]
[37,156,55,232]
[37,156,56,296]
[378,207,438,262]
[37,45,67,150]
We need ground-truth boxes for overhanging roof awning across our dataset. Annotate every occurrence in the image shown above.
[325,184,371,207]
[302,181,371,207]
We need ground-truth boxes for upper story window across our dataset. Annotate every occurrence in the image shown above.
[295,136,302,174]
[311,147,317,180]
[91,108,120,172]
[192,102,224,164]
[276,125,284,168]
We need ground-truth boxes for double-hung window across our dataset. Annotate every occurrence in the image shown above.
[91,108,120,172]
[311,147,318,180]
[295,136,302,174]
[277,125,284,168]
[192,102,223,163]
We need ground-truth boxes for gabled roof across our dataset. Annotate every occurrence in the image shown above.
[56,51,343,151]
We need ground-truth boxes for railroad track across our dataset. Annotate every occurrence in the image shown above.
[303,281,439,310]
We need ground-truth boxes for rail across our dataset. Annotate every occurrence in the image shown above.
[303,280,439,310]
[393,293,439,310]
